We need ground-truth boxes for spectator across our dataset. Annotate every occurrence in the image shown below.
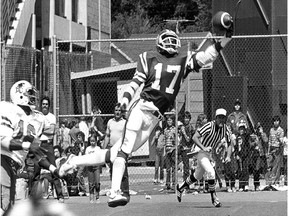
[178,111,195,182]
[85,134,101,203]
[151,122,165,185]
[91,106,106,142]
[57,119,71,151]
[163,114,177,190]
[221,124,237,193]
[267,115,284,185]
[68,119,81,145]
[74,131,87,196]
[234,120,250,191]
[249,123,268,191]
[38,96,64,202]
[79,117,89,144]
[280,130,288,186]
[227,99,249,134]
[102,103,130,201]
[54,145,66,169]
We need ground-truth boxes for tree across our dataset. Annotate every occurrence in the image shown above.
[111,0,212,38]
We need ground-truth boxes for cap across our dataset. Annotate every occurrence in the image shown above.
[234,99,241,106]
[215,108,227,117]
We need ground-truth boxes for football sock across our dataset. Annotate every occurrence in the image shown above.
[111,157,126,193]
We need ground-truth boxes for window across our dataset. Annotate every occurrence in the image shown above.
[55,0,65,17]
[72,0,78,22]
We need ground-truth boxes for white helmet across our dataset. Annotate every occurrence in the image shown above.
[156,29,181,55]
[10,80,38,109]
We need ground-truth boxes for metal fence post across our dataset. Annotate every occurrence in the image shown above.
[52,35,58,145]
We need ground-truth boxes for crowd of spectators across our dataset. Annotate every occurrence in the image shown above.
[151,99,287,193]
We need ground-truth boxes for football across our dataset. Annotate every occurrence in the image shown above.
[212,11,233,34]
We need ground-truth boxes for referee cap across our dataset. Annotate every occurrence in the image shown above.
[215,108,227,117]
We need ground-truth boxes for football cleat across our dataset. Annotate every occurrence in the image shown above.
[107,190,128,208]
[211,193,222,208]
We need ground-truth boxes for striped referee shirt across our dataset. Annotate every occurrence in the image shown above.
[197,121,231,149]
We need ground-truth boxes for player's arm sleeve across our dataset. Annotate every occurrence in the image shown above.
[187,37,232,72]
[121,52,147,107]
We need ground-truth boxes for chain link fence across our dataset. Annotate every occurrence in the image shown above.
[1,34,287,193]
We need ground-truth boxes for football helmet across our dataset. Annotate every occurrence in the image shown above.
[156,29,181,55]
[10,80,38,110]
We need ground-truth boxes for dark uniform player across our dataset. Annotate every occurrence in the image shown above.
[59,28,233,207]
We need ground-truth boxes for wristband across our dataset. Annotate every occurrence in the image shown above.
[22,142,31,150]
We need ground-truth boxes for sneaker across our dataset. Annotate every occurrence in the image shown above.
[95,198,100,204]
[90,200,95,204]
[227,188,232,193]
[159,180,164,184]
[58,198,64,203]
[176,184,184,202]
[238,188,244,192]
[59,154,77,177]
[107,190,128,208]
[211,194,222,208]
[153,179,158,184]
[78,192,85,196]
[232,187,237,193]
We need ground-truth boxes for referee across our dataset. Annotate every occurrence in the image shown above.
[176,108,232,207]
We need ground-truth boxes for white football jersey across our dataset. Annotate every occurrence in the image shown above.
[0,101,45,167]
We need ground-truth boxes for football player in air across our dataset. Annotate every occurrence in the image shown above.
[0,80,61,215]
[59,22,233,207]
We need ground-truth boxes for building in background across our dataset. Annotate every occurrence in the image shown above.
[1,0,111,52]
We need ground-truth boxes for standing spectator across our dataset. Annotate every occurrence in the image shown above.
[280,130,288,186]
[102,103,130,201]
[85,134,101,203]
[177,108,232,207]
[68,119,81,145]
[227,99,249,134]
[267,115,284,185]
[234,120,250,191]
[74,131,87,196]
[91,106,106,142]
[249,123,268,191]
[38,96,64,202]
[221,125,237,193]
[57,119,71,151]
[178,111,195,182]
[79,117,89,144]
[164,115,177,190]
[59,27,233,207]
[151,122,165,185]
